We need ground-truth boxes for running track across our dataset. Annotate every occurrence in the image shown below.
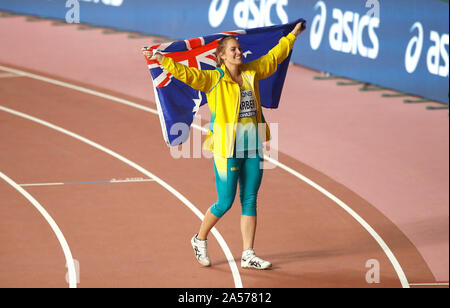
[0,63,439,288]
[0,14,448,288]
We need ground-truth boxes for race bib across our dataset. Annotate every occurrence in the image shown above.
[239,90,257,119]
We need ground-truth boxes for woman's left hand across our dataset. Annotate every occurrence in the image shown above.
[142,48,164,62]
[291,21,306,37]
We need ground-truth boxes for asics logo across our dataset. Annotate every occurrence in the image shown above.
[405,22,449,77]
[208,0,289,29]
[194,246,202,259]
[310,0,380,60]
[247,259,262,268]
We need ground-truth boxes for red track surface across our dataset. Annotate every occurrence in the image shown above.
[0,14,448,288]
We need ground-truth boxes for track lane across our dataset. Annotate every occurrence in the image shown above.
[0,109,238,287]
[0,179,70,287]
[0,64,437,287]
[0,171,77,288]
[0,64,414,286]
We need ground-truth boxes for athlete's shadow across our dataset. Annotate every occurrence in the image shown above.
[212,213,446,269]
[212,235,402,269]
[213,248,349,269]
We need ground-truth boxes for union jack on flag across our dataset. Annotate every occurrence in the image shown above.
[148,30,245,89]
[143,20,303,146]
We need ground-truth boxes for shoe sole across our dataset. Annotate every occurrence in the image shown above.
[241,264,272,270]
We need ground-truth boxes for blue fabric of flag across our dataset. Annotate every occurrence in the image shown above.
[143,18,305,146]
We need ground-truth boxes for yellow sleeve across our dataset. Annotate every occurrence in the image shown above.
[245,33,297,80]
[160,56,220,93]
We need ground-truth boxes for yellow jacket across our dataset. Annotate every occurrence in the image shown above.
[160,33,297,158]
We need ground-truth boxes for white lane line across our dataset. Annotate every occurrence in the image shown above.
[0,105,243,289]
[264,156,410,288]
[0,171,77,288]
[409,282,449,286]
[0,72,24,78]
[19,178,155,187]
[0,65,158,115]
[20,182,64,187]
[110,178,155,183]
[0,64,410,288]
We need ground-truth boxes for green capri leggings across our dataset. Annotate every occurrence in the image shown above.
[210,152,263,218]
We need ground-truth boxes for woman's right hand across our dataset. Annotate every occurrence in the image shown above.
[291,21,306,37]
[141,48,164,62]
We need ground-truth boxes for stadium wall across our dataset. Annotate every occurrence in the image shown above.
[1,0,448,104]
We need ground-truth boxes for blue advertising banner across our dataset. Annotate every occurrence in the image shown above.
[1,0,448,104]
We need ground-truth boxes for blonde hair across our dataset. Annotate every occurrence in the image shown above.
[215,36,239,67]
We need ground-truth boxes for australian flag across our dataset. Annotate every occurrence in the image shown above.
[143,19,305,146]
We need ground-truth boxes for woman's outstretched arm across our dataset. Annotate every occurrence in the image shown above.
[245,21,306,80]
[142,50,219,93]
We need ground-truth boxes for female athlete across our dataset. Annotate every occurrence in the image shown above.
[143,21,306,269]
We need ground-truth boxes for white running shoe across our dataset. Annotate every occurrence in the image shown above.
[241,249,272,270]
[191,234,211,267]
